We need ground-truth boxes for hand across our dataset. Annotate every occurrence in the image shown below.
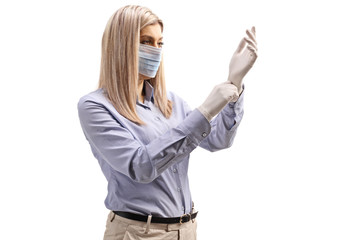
[198,81,239,122]
[228,26,258,91]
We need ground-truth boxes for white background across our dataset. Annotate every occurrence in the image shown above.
[1,0,359,239]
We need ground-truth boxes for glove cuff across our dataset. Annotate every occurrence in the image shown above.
[197,106,212,122]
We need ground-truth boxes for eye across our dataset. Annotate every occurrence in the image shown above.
[141,40,152,45]
[158,42,164,47]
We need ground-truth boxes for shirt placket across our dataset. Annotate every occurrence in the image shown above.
[139,98,188,216]
[172,163,187,214]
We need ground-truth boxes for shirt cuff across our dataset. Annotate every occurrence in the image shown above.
[177,108,211,146]
[220,84,245,129]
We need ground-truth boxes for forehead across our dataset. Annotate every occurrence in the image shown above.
[140,24,162,37]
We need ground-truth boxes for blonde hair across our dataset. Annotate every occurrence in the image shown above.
[98,5,172,125]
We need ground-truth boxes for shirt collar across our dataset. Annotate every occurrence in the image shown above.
[143,80,154,103]
[136,80,155,108]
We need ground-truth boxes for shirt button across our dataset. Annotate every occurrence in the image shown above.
[155,116,161,121]
[202,132,207,137]
[177,187,181,192]
[181,206,185,211]
[173,168,177,173]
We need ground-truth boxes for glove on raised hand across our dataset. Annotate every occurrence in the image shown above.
[197,81,239,122]
[228,26,258,92]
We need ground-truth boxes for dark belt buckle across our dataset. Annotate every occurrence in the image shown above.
[180,213,191,224]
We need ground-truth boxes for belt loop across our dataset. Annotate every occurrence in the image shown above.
[145,215,152,234]
[110,211,116,222]
[191,202,196,223]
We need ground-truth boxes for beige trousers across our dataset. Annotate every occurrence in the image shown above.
[103,211,197,240]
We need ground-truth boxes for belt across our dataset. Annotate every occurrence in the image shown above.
[113,211,198,224]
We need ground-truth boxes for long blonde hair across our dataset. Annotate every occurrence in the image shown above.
[98,5,172,125]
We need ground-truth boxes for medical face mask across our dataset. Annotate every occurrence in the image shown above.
[138,44,162,78]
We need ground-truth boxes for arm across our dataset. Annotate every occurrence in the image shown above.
[198,26,258,151]
[78,99,210,184]
[180,85,244,152]
[199,85,245,152]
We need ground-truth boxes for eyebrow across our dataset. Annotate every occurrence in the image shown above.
[140,35,163,41]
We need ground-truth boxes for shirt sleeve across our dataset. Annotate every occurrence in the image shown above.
[197,85,245,152]
[77,98,211,184]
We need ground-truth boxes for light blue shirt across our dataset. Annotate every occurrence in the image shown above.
[77,80,244,217]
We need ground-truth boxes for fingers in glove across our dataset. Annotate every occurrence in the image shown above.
[230,89,240,102]
[246,29,257,45]
[244,37,258,51]
[225,89,239,102]
[251,26,256,37]
[247,45,258,58]
[223,81,238,90]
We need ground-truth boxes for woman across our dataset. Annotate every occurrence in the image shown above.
[78,5,257,240]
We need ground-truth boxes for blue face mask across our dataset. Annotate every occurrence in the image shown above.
[138,44,162,78]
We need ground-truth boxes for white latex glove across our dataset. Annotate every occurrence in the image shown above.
[228,26,258,92]
[197,81,239,122]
